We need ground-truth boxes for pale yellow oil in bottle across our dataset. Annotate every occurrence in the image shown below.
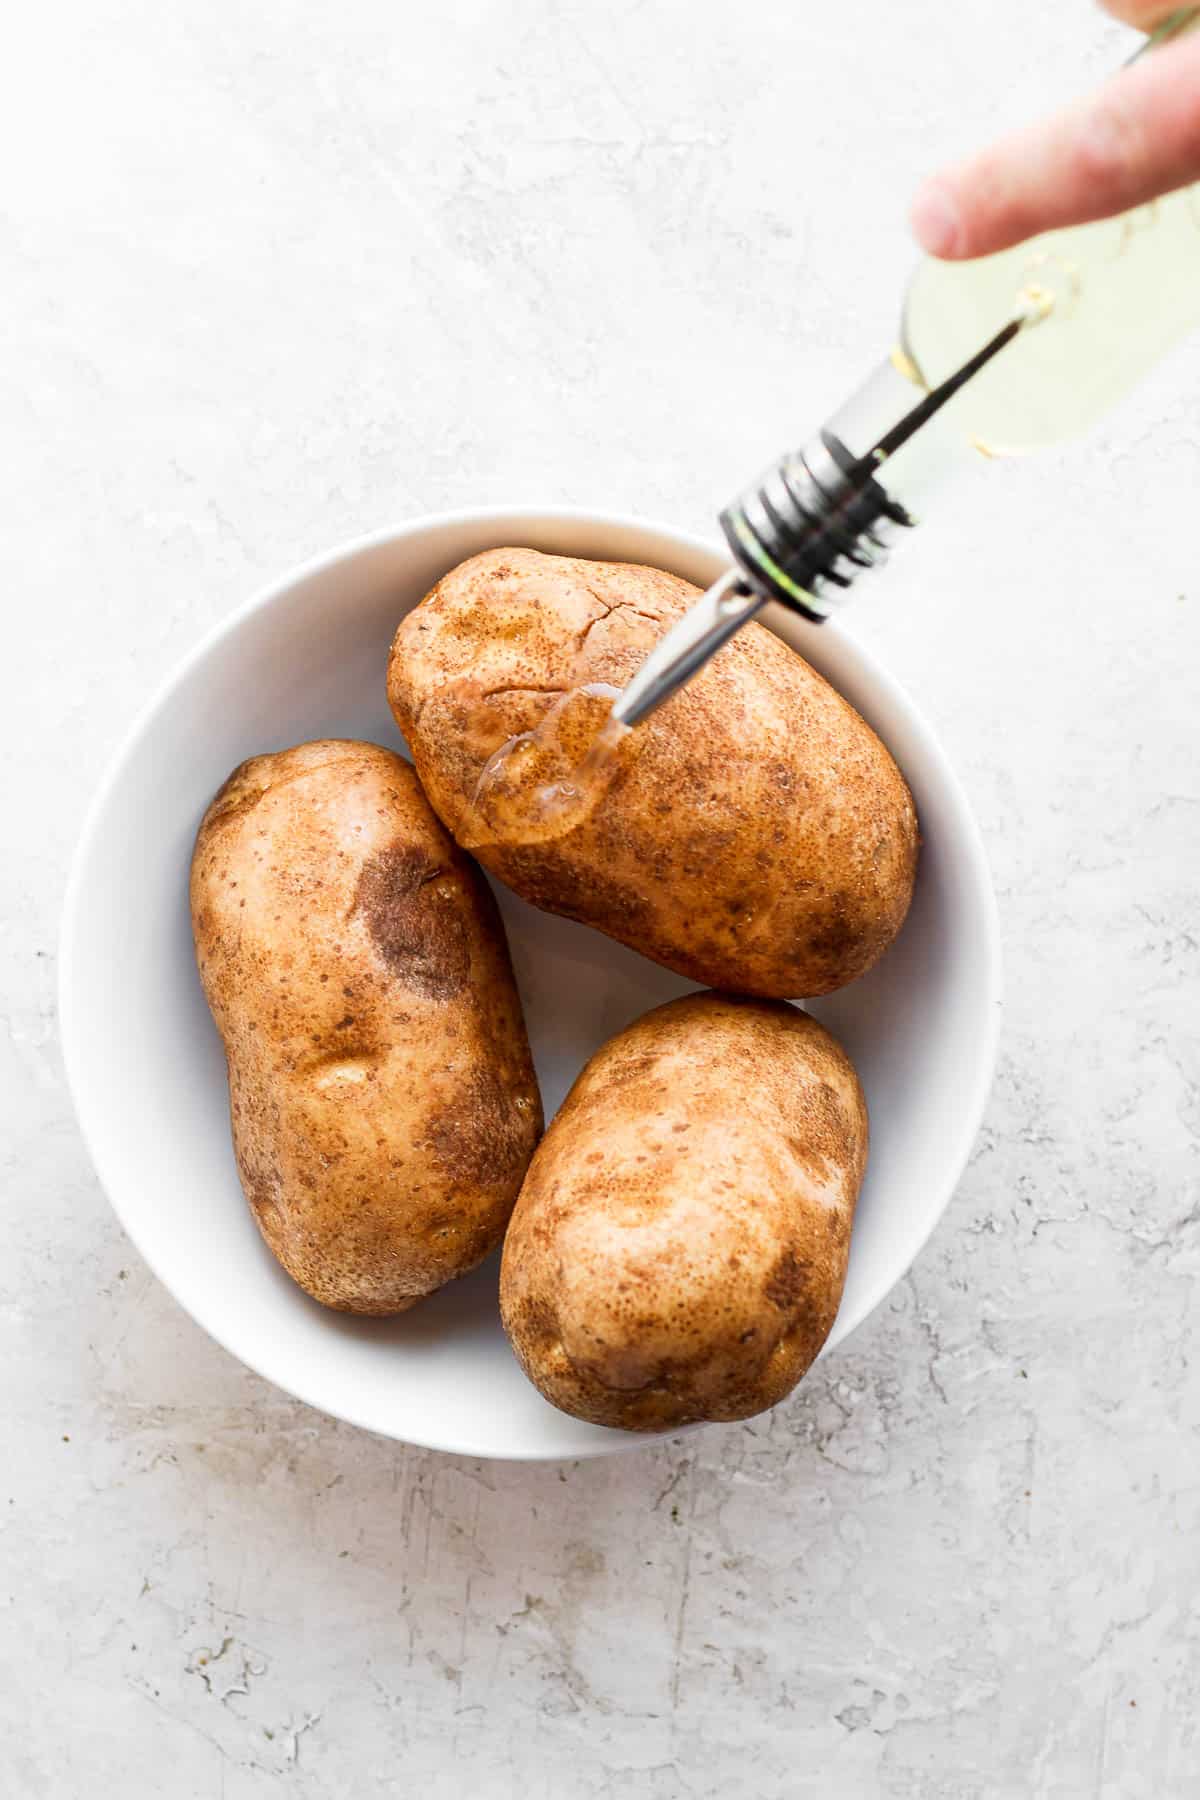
[900,184,1200,453]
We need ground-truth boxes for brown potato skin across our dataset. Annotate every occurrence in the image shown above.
[190,740,542,1314]
[387,547,918,998]
[500,992,867,1431]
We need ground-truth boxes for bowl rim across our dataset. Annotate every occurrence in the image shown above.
[59,504,1002,1460]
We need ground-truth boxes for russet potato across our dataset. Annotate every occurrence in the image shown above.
[190,740,542,1314]
[387,546,918,999]
[500,992,867,1430]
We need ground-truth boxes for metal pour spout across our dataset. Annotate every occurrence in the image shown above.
[609,310,1038,730]
[608,570,763,728]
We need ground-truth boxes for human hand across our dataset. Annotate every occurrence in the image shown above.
[910,3,1200,258]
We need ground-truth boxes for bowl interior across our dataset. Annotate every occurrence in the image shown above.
[61,511,999,1460]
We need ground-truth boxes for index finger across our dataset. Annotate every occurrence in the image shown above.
[1101,1,1188,28]
[910,27,1200,258]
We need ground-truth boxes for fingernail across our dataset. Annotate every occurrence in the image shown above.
[909,181,966,259]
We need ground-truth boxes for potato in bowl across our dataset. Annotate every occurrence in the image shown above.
[387,547,919,999]
[500,991,868,1431]
[191,739,542,1314]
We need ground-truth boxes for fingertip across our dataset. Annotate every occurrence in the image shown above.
[1098,0,1180,27]
[909,179,968,259]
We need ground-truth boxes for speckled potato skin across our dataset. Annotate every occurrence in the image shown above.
[499,992,868,1431]
[190,740,542,1314]
[387,547,918,998]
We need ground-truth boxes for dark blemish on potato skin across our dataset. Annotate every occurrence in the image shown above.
[353,844,470,998]
[763,1248,812,1311]
[423,1069,538,1185]
[517,1292,559,1344]
[508,856,651,938]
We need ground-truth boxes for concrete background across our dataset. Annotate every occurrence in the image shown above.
[3,1,1198,1793]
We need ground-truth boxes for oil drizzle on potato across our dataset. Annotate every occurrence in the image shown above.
[460,683,630,850]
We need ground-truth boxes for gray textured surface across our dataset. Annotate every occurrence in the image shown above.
[3,2,1199,1794]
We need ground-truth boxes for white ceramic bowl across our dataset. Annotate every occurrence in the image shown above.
[60,509,1000,1460]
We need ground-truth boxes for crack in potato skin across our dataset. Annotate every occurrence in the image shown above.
[387,547,918,999]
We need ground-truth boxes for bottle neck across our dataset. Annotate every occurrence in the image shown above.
[720,330,1012,619]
